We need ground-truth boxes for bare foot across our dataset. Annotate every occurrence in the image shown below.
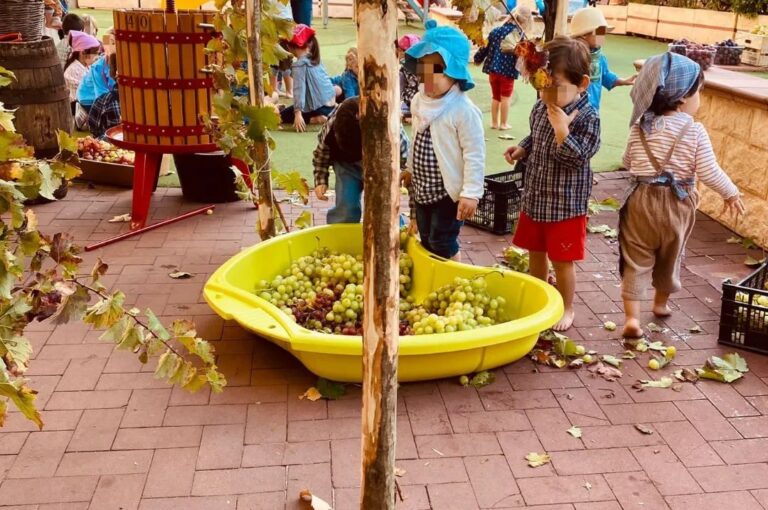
[553,308,574,331]
[499,124,511,130]
[309,115,328,125]
[490,124,499,130]
[653,304,672,317]
[623,318,643,338]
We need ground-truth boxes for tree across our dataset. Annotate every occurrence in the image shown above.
[355,0,402,506]
[0,67,225,429]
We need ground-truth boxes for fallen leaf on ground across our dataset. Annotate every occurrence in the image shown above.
[697,353,749,383]
[647,322,664,333]
[526,452,551,468]
[470,370,496,388]
[108,213,131,223]
[498,134,516,140]
[622,350,637,359]
[633,377,674,390]
[569,358,584,369]
[168,270,192,279]
[647,341,666,352]
[604,321,617,331]
[600,355,623,368]
[744,256,766,268]
[583,481,592,490]
[624,337,649,352]
[567,426,582,438]
[587,224,612,234]
[588,362,623,382]
[674,368,699,383]
[299,387,322,401]
[635,424,654,435]
[394,467,406,477]
[726,236,742,244]
[316,378,346,400]
[299,489,332,510]
[688,325,703,334]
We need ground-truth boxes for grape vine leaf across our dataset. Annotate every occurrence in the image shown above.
[0,131,34,160]
[0,66,14,87]
[0,107,15,132]
[0,377,42,430]
[634,377,674,389]
[525,452,551,468]
[273,170,310,203]
[587,224,612,234]
[600,355,623,368]
[243,105,280,141]
[295,210,313,230]
[566,425,582,438]
[51,285,90,325]
[588,197,621,215]
[697,353,749,383]
[83,291,126,329]
[145,309,171,341]
[316,378,346,400]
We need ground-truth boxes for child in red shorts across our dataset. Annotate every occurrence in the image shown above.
[474,7,532,130]
[504,37,601,331]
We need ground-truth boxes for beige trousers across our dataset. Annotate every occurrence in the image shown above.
[619,184,698,301]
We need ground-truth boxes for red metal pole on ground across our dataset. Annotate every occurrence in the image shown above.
[84,204,215,252]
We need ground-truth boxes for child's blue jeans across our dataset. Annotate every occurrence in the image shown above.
[328,161,363,224]
[414,196,463,259]
[327,161,410,227]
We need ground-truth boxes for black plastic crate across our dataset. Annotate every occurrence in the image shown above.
[719,262,768,355]
[465,164,524,235]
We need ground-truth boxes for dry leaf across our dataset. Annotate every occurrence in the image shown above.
[673,368,699,383]
[299,387,322,401]
[600,355,623,368]
[646,322,664,333]
[622,350,637,359]
[299,489,333,510]
[108,213,131,223]
[588,362,623,382]
[168,270,193,279]
[394,467,406,477]
[635,424,654,435]
[634,377,674,390]
[567,426,582,438]
[697,353,749,383]
[525,452,551,468]
[583,481,593,490]
[688,325,703,334]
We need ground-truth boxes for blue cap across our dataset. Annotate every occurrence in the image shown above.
[404,19,475,91]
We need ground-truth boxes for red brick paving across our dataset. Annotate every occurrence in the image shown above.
[2,173,768,508]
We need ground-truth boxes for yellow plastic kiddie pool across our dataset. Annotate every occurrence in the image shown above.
[204,223,563,382]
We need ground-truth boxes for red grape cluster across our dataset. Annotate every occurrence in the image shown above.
[714,39,744,66]
[670,40,716,70]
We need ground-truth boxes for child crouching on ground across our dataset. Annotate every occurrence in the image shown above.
[504,37,601,331]
[404,21,485,261]
[312,97,410,223]
[619,52,745,338]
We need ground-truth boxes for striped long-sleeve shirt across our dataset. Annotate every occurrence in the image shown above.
[622,112,739,199]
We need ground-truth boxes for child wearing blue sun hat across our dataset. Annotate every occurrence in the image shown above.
[403,20,486,261]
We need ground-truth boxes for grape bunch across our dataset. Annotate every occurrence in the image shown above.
[403,276,506,335]
[254,247,506,336]
[77,137,135,165]
[670,40,716,70]
[714,39,744,66]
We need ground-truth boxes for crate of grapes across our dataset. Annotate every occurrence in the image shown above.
[719,262,768,355]
[76,137,136,188]
[465,164,524,235]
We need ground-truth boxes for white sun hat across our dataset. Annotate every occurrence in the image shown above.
[570,7,615,37]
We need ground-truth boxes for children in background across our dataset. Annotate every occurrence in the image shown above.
[313,97,411,223]
[570,7,635,111]
[279,24,336,132]
[404,21,485,261]
[269,0,294,98]
[331,48,360,101]
[76,53,116,131]
[619,52,744,338]
[81,14,99,37]
[57,13,85,66]
[474,6,532,130]
[504,37,601,331]
[397,35,421,122]
[64,31,101,116]
[88,53,120,139]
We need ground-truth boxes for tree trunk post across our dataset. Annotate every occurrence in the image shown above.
[245,0,277,239]
[543,0,557,40]
[355,0,400,506]
[553,0,569,37]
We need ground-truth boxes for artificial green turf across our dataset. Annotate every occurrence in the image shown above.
[71,10,668,185]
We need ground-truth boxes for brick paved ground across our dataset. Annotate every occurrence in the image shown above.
[2,173,768,509]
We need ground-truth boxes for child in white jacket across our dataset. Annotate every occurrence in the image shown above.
[404,20,486,261]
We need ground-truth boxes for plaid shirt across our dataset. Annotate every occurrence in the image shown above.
[519,94,601,222]
[312,106,410,187]
[88,89,121,139]
[411,127,446,207]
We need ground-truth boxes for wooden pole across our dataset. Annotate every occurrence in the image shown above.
[245,0,277,239]
[553,0,569,37]
[543,0,557,40]
[356,0,400,505]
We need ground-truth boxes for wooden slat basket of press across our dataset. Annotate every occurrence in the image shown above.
[113,8,216,148]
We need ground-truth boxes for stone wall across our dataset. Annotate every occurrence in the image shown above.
[696,89,768,248]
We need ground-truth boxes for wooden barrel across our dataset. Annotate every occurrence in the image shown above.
[0,37,73,158]
[114,9,215,146]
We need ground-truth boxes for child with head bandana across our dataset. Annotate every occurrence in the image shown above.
[619,52,745,339]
